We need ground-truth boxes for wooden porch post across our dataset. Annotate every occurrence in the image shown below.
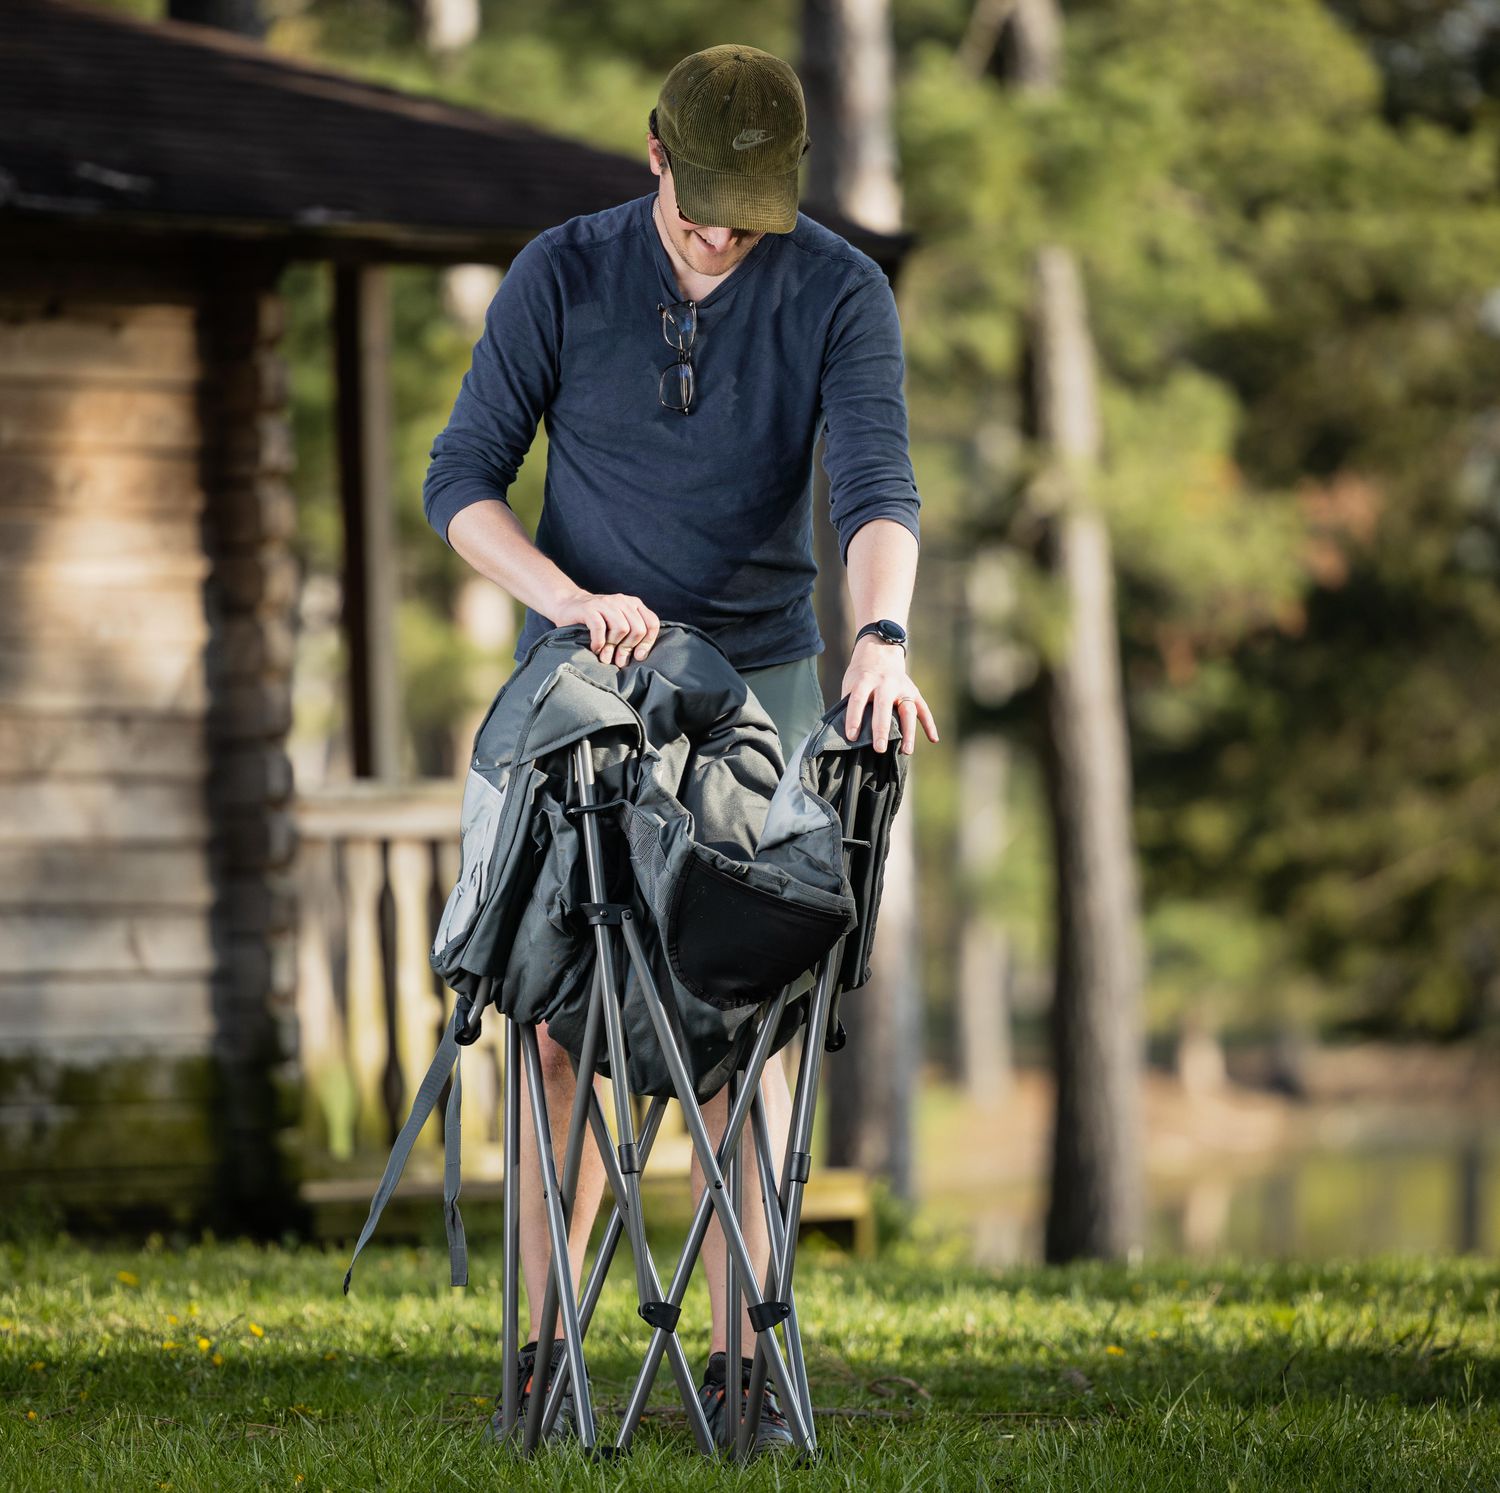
[334,263,402,782]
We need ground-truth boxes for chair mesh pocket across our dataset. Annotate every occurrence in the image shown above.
[666,850,848,1010]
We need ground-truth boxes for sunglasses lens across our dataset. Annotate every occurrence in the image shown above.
[662,302,696,350]
[659,360,694,412]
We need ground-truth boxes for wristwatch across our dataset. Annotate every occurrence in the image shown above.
[854,618,908,653]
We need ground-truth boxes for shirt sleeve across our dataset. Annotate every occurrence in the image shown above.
[421,235,564,547]
[818,268,922,566]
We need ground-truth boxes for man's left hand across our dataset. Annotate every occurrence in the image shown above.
[841,634,940,753]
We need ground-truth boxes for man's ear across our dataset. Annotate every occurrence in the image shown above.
[647,136,666,178]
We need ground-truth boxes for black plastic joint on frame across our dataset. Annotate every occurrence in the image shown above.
[787,1151,812,1184]
[825,1020,847,1052]
[581,901,627,926]
[748,1300,791,1331]
[453,997,483,1047]
[618,1141,640,1174]
[639,1300,682,1332]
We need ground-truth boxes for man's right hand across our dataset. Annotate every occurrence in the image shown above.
[553,589,661,666]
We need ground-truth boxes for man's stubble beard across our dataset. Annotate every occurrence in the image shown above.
[679,233,757,277]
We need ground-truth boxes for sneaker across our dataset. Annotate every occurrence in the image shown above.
[698,1351,797,1455]
[482,1338,579,1444]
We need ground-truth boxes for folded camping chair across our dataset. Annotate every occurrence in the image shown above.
[343,626,907,1461]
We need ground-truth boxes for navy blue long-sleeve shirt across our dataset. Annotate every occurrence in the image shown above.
[422,190,921,671]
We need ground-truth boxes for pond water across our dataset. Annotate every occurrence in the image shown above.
[927,1135,1500,1266]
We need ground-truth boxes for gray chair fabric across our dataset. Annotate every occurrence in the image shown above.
[431,621,863,1099]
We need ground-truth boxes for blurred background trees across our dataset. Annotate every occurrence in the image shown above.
[93,0,1500,1249]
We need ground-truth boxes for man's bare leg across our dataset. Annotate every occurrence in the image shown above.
[517,1021,607,1340]
[694,1049,793,1355]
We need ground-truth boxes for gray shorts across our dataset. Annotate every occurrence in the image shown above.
[737,654,827,760]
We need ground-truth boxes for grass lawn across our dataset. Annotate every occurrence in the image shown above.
[2,1225,1497,1491]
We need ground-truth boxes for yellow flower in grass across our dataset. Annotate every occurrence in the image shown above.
[26,1410,38,1422]
[166,1314,179,1327]
[27,1361,45,1374]
[161,1340,180,1351]
[1105,1344,1126,1356]
[116,1270,139,1288]
[211,1353,224,1368]
[248,1322,265,1339]
[197,1337,212,1352]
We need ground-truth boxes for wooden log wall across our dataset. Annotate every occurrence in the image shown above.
[199,250,302,1230]
[0,243,298,1228]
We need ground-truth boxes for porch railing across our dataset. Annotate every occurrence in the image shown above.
[291,781,690,1180]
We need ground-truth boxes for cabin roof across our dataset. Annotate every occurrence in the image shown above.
[1,0,910,267]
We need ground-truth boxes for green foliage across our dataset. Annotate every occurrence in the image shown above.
[1142,898,1317,1034]
[896,0,1500,1036]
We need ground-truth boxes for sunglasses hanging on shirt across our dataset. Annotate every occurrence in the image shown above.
[657,299,697,414]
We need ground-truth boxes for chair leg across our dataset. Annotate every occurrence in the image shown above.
[499,1017,521,1442]
[582,1091,717,1453]
[533,1096,688,1436]
[722,1071,741,1450]
[524,966,606,1448]
[615,991,792,1447]
[738,1087,799,1459]
[516,1024,599,1450]
[616,912,813,1453]
[742,945,841,1457]
[739,762,869,1455]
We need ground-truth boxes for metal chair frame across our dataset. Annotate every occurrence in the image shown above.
[492,735,868,1460]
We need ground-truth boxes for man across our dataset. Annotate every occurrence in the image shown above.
[422,42,939,1453]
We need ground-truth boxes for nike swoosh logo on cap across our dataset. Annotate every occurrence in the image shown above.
[731,129,773,150]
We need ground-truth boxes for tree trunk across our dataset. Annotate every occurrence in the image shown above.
[1027,243,1146,1262]
[803,0,920,1199]
[957,733,1013,1107]
[413,0,480,54]
[801,0,903,232]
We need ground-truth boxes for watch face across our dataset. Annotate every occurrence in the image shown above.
[876,619,908,645]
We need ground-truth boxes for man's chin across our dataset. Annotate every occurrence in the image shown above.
[684,245,751,277]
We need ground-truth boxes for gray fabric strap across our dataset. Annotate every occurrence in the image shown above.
[443,1039,467,1286]
[343,1005,465,1294]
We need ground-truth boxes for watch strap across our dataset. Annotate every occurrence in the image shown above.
[854,619,908,651]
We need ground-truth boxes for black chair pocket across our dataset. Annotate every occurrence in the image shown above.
[666,851,848,1011]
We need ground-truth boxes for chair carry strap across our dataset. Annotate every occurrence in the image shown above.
[342,1003,469,1294]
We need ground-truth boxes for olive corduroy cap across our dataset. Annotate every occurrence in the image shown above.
[654,45,810,234]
